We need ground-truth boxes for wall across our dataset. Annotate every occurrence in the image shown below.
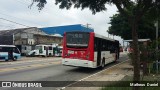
[34,34,63,45]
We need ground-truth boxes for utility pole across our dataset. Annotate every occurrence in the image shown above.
[13,33,14,45]
[86,23,91,30]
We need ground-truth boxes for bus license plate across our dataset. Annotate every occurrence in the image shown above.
[68,50,74,54]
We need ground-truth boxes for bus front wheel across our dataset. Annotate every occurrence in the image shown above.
[13,56,17,61]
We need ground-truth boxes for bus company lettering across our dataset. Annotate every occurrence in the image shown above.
[12,82,27,87]
[28,83,42,87]
[12,82,42,87]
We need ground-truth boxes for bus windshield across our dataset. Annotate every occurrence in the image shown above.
[0,47,20,54]
[35,46,42,50]
[66,32,90,48]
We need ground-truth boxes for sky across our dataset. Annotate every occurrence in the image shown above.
[0,0,126,45]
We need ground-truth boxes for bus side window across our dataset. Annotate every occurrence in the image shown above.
[104,40,108,51]
[107,42,111,51]
[13,47,20,53]
[107,41,113,53]
[110,43,115,53]
[49,47,52,50]
[102,39,106,51]
[104,39,108,51]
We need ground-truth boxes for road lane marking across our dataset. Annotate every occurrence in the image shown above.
[0,58,62,65]
[0,61,61,73]
[57,59,129,90]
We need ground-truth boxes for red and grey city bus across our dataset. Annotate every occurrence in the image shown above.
[62,32,120,68]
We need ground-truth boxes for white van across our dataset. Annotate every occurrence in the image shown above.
[28,45,56,57]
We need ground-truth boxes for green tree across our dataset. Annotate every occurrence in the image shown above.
[31,0,160,90]
[108,13,157,40]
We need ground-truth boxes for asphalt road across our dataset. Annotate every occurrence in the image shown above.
[0,53,128,90]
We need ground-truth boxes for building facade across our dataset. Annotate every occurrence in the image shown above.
[34,34,62,45]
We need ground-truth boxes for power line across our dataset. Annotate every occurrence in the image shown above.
[0,0,55,29]
[0,11,42,27]
[0,24,14,28]
[0,0,48,27]
[0,18,30,27]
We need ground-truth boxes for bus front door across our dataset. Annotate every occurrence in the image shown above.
[8,50,14,60]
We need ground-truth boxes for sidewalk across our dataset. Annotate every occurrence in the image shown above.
[61,60,133,90]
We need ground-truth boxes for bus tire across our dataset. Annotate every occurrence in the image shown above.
[13,56,17,61]
[100,59,105,69]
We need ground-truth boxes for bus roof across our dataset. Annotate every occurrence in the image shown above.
[95,33,115,42]
[124,39,151,42]
[0,45,16,47]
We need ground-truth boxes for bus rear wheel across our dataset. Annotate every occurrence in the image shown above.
[100,59,105,69]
